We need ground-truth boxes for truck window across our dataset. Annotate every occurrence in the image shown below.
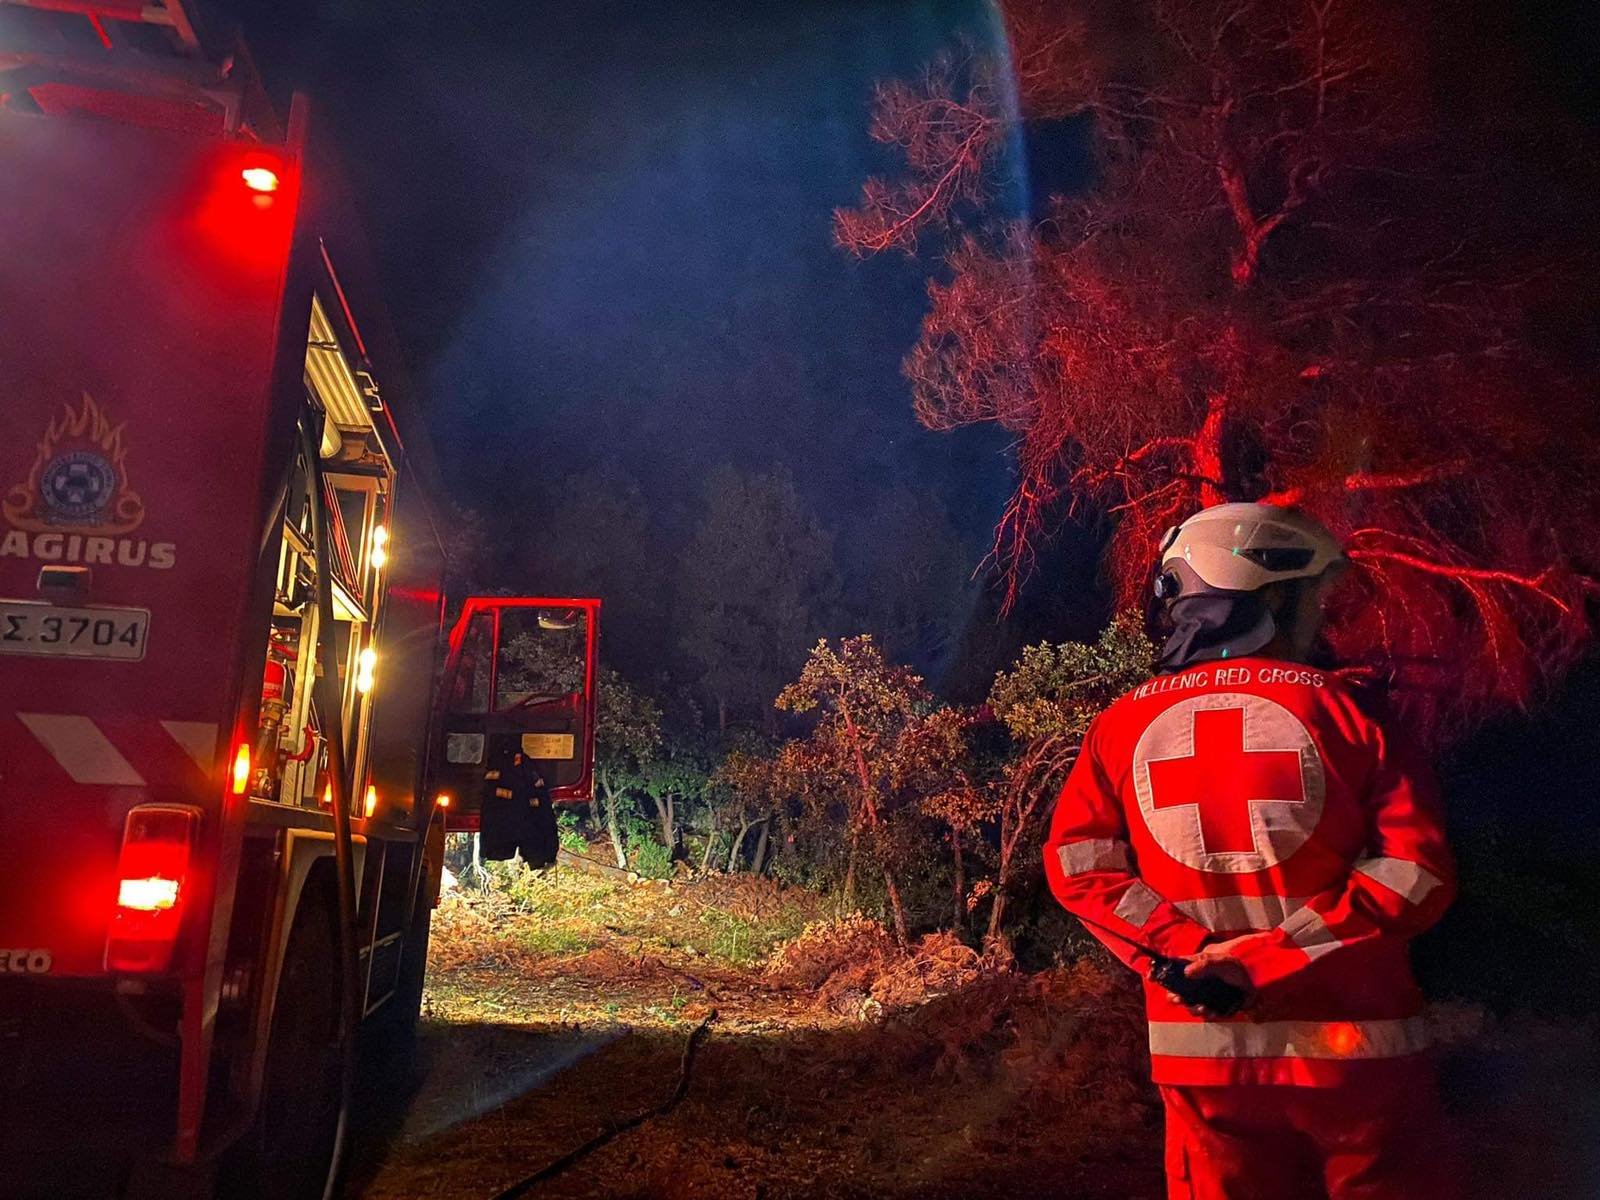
[449,612,493,714]
[494,607,587,710]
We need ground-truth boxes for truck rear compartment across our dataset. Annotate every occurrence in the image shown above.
[0,108,296,977]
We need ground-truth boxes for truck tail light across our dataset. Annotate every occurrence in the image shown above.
[105,805,201,974]
[240,165,280,194]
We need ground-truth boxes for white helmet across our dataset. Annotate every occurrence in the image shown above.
[1154,503,1345,601]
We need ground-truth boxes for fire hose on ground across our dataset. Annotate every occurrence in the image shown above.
[488,1010,717,1200]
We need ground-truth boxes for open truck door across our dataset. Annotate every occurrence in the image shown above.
[431,598,600,836]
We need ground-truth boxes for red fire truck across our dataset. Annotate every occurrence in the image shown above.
[0,4,599,1196]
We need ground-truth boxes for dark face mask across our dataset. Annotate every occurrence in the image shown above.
[1156,592,1279,673]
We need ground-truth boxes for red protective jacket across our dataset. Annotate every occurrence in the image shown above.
[1043,657,1455,1087]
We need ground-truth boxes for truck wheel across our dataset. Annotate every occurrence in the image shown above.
[377,863,437,1051]
[220,887,343,1200]
[376,820,444,1049]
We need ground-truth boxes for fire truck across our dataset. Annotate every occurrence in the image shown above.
[0,3,599,1196]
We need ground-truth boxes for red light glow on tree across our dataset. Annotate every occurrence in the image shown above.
[838,0,1598,737]
[775,636,966,947]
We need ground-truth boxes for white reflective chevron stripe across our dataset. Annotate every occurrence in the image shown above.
[17,713,144,785]
[1114,880,1162,928]
[1056,839,1131,876]
[1356,856,1444,906]
[1174,893,1308,931]
[1281,906,1341,962]
[1149,1017,1429,1061]
[160,720,220,774]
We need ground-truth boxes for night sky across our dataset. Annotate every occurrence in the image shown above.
[222,0,1014,566]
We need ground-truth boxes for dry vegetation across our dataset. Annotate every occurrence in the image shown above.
[353,859,1163,1199]
[351,856,1597,1199]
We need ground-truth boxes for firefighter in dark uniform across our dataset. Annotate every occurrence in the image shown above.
[520,756,559,868]
[479,739,559,867]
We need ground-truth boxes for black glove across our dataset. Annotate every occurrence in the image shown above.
[1148,953,1248,1017]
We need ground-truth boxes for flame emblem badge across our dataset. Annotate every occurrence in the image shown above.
[4,393,145,534]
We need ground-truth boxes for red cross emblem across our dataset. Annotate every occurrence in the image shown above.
[1147,707,1306,854]
[1133,694,1323,872]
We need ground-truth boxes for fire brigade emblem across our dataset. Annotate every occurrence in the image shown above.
[1132,693,1325,874]
[3,393,145,534]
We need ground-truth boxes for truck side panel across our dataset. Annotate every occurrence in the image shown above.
[0,112,297,976]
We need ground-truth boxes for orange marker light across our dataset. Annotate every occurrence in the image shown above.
[436,793,452,809]
[1324,1022,1364,1057]
[241,166,280,193]
[364,785,378,818]
[231,743,251,795]
[321,783,332,808]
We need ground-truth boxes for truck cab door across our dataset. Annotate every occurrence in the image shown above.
[431,597,599,829]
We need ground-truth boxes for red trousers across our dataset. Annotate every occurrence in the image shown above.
[1161,1067,1460,1200]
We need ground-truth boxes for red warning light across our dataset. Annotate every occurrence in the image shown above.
[187,150,297,276]
[240,166,280,194]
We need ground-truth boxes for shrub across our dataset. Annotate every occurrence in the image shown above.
[629,838,673,880]
[482,859,549,912]
[557,809,587,854]
[519,924,591,957]
[696,908,765,965]
[765,914,898,989]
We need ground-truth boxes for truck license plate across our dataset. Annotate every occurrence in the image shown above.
[0,601,150,662]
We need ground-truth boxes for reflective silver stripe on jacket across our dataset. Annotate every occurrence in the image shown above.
[1173,893,1308,931]
[1355,856,1444,906]
[1055,839,1131,877]
[1148,1017,1430,1060]
[1281,906,1341,962]
[1113,880,1162,928]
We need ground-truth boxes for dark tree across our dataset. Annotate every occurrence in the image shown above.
[593,666,662,868]
[842,485,976,677]
[676,465,840,731]
[517,462,666,676]
[438,500,494,619]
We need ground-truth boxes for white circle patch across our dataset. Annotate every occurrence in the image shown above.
[1131,692,1324,874]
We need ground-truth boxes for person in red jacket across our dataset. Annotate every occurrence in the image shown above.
[1043,503,1458,1200]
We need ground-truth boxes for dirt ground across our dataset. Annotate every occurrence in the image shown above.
[347,860,1599,1200]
